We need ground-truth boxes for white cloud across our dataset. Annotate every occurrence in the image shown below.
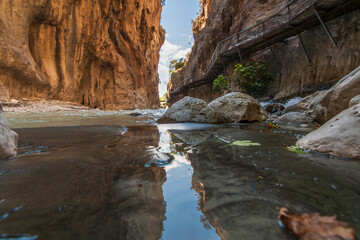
[158,40,191,96]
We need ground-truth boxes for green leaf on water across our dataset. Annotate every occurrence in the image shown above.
[232,140,261,147]
[285,145,308,154]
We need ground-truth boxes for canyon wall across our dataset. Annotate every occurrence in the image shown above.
[0,0,165,109]
[169,0,360,104]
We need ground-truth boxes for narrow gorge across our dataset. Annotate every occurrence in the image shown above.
[0,1,359,239]
[0,0,164,109]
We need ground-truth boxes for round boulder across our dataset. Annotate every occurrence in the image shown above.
[157,96,217,123]
[208,92,268,123]
[296,104,360,159]
[0,112,18,160]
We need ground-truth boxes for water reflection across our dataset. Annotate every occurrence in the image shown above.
[158,124,219,240]
[0,125,166,240]
[169,125,360,239]
[0,115,359,240]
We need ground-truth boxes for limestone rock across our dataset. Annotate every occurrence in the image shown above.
[349,95,360,107]
[0,0,164,110]
[274,112,313,124]
[157,97,217,123]
[208,92,267,123]
[0,113,18,160]
[282,103,303,115]
[298,91,327,111]
[307,67,360,123]
[296,104,360,159]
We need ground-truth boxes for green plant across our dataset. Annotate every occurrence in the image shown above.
[232,62,273,98]
[212,75,229,94]
[169,58,188,75]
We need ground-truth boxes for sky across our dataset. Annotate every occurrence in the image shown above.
[158,0,200,97]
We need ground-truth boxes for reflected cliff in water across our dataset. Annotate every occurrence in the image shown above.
[169,124,360,240]
[0,125,166,240]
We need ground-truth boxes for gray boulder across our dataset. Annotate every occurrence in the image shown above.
[274,112,313,124]
[349,95,360,107]
[297,90,327,111]
[208,92,267,123]
[282,103,303,115]
[305,66,360,123]
[157,97,217,123]
[0,112,18,160]
[296,104,360,159]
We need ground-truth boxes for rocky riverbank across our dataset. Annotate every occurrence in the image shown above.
[2,99,92,113]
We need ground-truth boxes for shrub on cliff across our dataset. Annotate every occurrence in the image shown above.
[212,62,273,97]
[169,58,188,75]
[232,62,273,98]
[212,75,229,94]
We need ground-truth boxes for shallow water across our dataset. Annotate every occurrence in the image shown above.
[0,110,359,240]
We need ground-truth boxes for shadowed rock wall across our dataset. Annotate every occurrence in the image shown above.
[169,0,360,104]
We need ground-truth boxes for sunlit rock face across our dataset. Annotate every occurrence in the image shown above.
[170,0,360,103]
[0,0,165,109]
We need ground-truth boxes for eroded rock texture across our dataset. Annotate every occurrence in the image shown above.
[169,0,360,104]
[0,0,165,109]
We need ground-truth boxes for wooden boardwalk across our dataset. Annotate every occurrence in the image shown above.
[168,0,360,101]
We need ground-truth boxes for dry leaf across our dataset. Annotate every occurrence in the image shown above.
[279,207,356,240]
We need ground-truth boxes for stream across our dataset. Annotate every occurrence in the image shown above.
[0,110,359,240]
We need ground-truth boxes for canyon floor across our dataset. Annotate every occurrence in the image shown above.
[0,110,359,240]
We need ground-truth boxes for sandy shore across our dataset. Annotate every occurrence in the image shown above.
[1,99,94,113]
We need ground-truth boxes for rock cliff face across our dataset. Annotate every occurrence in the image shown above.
[0,0,165,109]
[169,0,360,104]
[169,0,285,99]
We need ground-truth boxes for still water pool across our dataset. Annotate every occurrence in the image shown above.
[0,110,359,239]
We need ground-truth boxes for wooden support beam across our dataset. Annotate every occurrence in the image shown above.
[314,9,337,47]
[298,34,311,65]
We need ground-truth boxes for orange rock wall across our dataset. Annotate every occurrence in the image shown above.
[0,0,165,109]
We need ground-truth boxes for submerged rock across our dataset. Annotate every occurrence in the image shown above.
[157,97,217,123]
[264,103,285,115]
[305,67,360,123]
[0,112,18,160]
[296,104,360,159]
[208,92,268,123]
[274,112,313,124]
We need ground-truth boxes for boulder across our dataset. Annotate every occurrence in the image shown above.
[282,103,303,115]
[0,112,18,160]
[157,97,217,123]
[265,103,285,115]
[297,90,327,111]
[305,66,360,123]
[208,92,267,123]
[274,112,314,124]
[349,95,360,107]
[296,104,360,159]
